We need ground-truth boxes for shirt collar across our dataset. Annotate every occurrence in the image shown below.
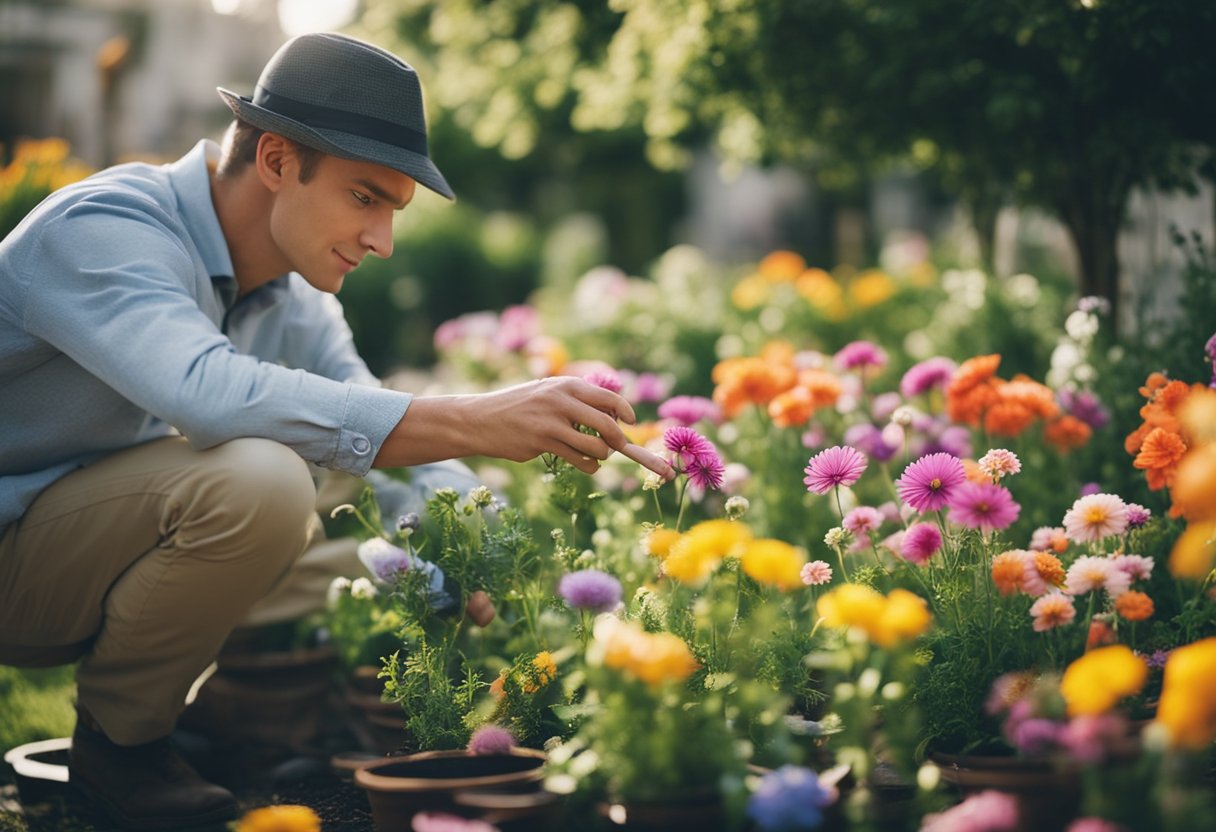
[167,139,235,281]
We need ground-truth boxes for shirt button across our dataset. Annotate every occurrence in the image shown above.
[352,437,371,455]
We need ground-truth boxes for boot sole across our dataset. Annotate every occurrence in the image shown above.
[70,774,238,831]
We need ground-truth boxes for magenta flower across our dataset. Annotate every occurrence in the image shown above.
[947,482,1020,532]
[494,304,540,351]
[467,724,515,756]
[803,445,868,494]
[686,449,726,491]
[900,522,943,565]
[843,506,884,536]
[899,356,957,398]
[1067,819,1126,832]
[895,453,967,513]
[664,426,716,466]
[834,340,888,372]
[920,790,1019,832]
[558,569,623,613]
[630,372,670,404]
[584,369,624,394]
[1123,503,1151,528]
[658,395,723,426]
[413,814,501,832]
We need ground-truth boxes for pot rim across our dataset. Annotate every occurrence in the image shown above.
[354,747,546,792]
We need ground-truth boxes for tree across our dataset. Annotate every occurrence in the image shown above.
[361,0,1216,323]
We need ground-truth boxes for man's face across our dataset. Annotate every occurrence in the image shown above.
[269,150,417,293]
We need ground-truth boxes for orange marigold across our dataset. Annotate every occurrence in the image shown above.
[1133,427,1188,491]
[797,368,843,408]
[712,358,797,417]
[947,356,1004,426]
[1114,590,1155,622]
[949,354,1003,398]
[768,386,816,428]
[1032,551,1066,587]
[991,551,1027,596]
[1045,415,1093,451]
[983,397,1038,437]
[758,250,806,282]
[1172,444,1216,521]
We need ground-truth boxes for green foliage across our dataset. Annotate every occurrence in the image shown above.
[380,644,483,751]
[0,665,76,750]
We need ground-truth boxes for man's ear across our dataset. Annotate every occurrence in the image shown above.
[255,132,291,192]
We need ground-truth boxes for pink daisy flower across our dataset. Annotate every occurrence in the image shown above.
[1029,526,1068,552]
[664,426,716,467]
[834,340,888,372]
[900,522,943,565]
[1110,553,1154,582]
[899,356,958,398]
[895,453,967,513]
[1065,556,1131,598]
[803,445,868,494]
[843,506,885,536]
[686,448,726,491]
[658,395,723,426]
[583,369,623,394]
[920,790,1019,832]
[1030,592,1077,632]
[800,560,833,586]
[1063,493,1129,543]
[947,482,1020,533]
[976,449,1021,481]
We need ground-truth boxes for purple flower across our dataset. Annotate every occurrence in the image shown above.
[895,453,967,513]
[664,426,716,467]
[687,448,726,491]
[1058,388,1110,430]
[1059,714,1126,763]
[1124,503,1151,528]
[356,538,414,582]
[922,424,973,460]
[871,391,903,422]
[803,446,868,494]
[584,369,624,394]
[658,395,723,426]
[746,765,836,831]
[900,356,957,397]
[900,522,942,565]
[843,422,898,463]
[947,482,1021,532]
[834,340,888,372]
[467,724,516,756]
[557,569,622,613]
[1080,482,1102,497]
[1012,718,1063,755]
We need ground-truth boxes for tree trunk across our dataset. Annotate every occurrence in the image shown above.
[1058,175,1128,335]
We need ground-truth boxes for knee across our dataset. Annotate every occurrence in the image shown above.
[177,439,316,557]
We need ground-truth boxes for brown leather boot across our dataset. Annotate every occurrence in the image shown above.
[68,707,238,830]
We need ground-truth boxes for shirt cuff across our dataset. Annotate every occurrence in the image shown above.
[334,384,412,475]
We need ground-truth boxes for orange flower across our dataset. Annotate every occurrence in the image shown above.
[768,386,816,428]
[1169,519,1216,579]
[1032,551,1066,587]
[1045,415,1093,451]
[712,357,797,418]
[1172,443,1216,521]
[983,375,1058,437]
[1114,590,1154,622]
[645,527,681,559]
[1133,427,1188,490]
[946,355,1003,425]
[797,369,843,408]
[991,551,1027,596]
[758,250,806,282]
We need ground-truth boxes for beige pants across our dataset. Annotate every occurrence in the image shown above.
[0,436,366,745]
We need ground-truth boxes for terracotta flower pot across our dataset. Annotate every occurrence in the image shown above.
[343,665,407,754]
[930,751,1082,832]
[354,747,548,831]
[596,790,725,832]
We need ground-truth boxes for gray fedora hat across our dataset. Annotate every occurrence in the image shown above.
[218,32,454,200]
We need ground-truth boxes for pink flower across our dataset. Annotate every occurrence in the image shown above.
[803,445,868,494]
[1065,556,1131,598]
[1067,820,1126,832]
[843,506,885,536]
[658,395,723,426]
[664,426,716,467]
[1123,503,1151,528]
[1063,493,1129,543]
[1028,526,1068,553]
[686,448,726,490]
[896,453,967,513]
[946,482,1020,532]
[467,724,515,755]
[900,522,943,565]
[1059,714,1127,764]
[584,369,624,394]
[900,356,957,397]
[834,340,888,372]
[800,560,833,586]
[1110,553,1153,582]
[1030,593,1076,632]
[919,789,1019,832]
[976,449,1021,481]
[413,814,501,832]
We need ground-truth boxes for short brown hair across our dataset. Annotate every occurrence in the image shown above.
[216,119,324,183]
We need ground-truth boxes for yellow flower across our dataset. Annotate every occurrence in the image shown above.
[663,520,752,586]
[1059,645,1148,716]
[795,269,846,320]
[235,805,321,832]
[849,269,897,308]
[523,650,557,693]
[817,584,886,631]
[1154,637,1216,749]
[870,589,932,647]
[645,527,681,560]
[731,274,772,310]
[596,617,699,686]
[757,250,806,282]
[740,539,805,591]
[1179,388,1216,445]
[1169,519,1216,579]
[1172,443,1216,521]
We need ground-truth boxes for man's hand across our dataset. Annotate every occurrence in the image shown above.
[376,377,676,481]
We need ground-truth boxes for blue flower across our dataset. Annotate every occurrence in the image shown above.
[557,569,622,613]
[746,765,836,831]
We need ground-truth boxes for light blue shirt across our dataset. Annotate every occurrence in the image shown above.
[0,140,412,528]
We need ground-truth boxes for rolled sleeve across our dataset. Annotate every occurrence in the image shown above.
[335,384,412,474]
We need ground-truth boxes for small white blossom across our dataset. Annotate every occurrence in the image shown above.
[890,405,916,427]
[467,485,494,508]
[642,472,665,491]
[724,495,750,519]
[326,576,351,607]
[824,527,849,548]
[350,577,378,600]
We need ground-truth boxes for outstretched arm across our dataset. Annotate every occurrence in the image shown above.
[374,376,675,480]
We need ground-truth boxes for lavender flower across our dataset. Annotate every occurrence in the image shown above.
[746,765,837,831]
[357,538,413,582]
[1058,388,1111,430]
[467,724,516,756]
[557,569,622,613]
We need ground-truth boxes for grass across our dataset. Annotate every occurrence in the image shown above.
[0,666,76,751]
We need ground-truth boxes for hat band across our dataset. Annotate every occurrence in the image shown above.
[253,86,428,156]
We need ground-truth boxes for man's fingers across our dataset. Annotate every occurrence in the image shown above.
[556,444,601,475]
[621,443,676,481]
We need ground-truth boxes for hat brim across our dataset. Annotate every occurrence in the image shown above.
[218,87,454,201]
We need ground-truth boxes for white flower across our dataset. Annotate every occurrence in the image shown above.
[724,495,750,519]
[824,527,849,548]
[891,405,917,427]
[1064,310,1100,342]
[326,576,351,607]
[350,577,378,600]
